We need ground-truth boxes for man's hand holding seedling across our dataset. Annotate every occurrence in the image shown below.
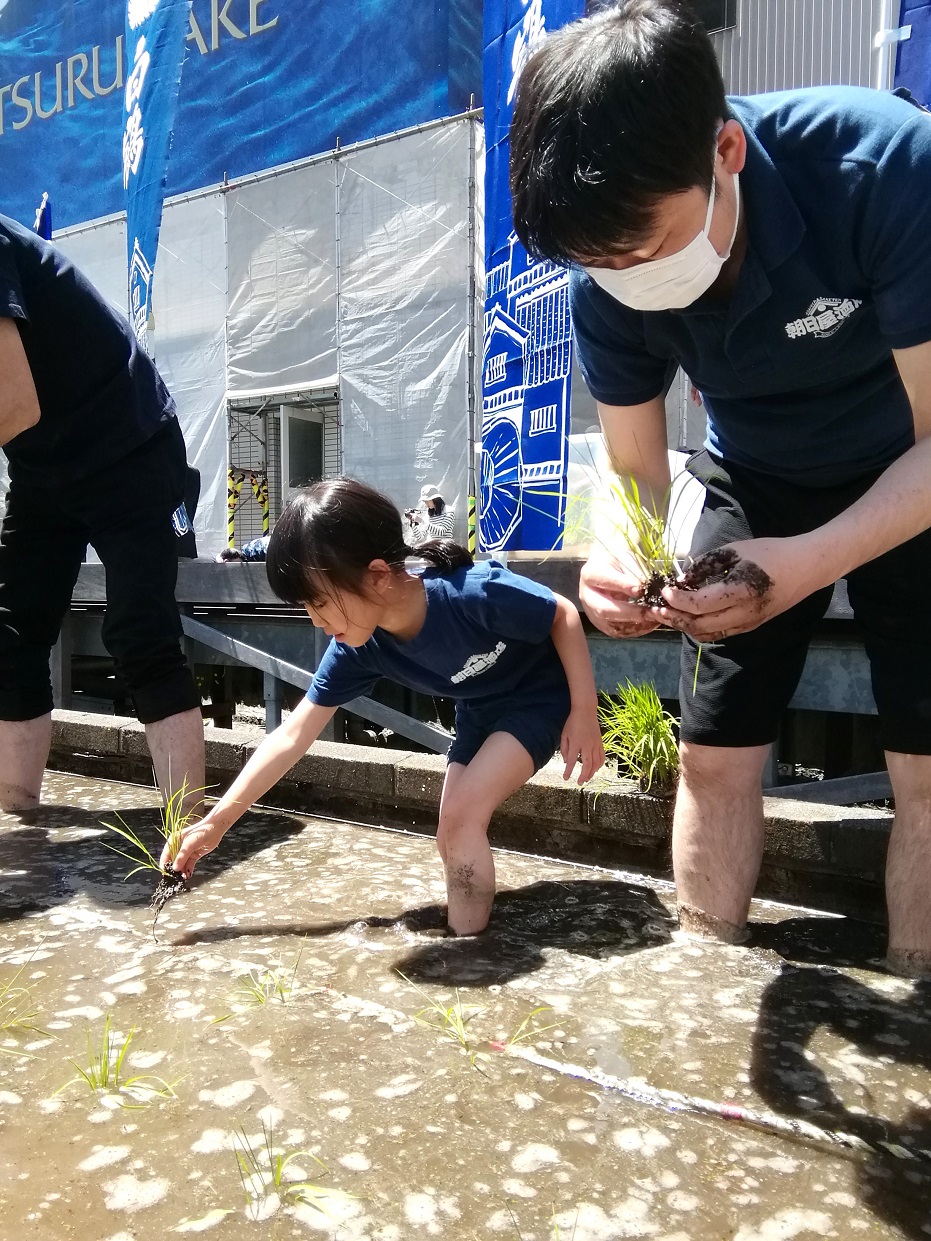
[580,544,665,637]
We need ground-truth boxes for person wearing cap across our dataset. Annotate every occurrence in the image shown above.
[407,484,456,546]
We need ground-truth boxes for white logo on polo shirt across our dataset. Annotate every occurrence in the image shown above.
[785,297,862,340]
[450,642,507,684]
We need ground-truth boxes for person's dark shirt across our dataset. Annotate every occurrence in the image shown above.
[570,86,931,487]
[0,213,175,483]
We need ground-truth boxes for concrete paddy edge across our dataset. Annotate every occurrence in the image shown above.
[47,708,892,922]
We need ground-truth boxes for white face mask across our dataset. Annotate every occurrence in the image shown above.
[584,172,740,312]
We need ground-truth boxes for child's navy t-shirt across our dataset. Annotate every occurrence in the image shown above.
[307,561,568,710]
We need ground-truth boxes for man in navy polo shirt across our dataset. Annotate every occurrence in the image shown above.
[0,213,204,820]
[509,0,931,976]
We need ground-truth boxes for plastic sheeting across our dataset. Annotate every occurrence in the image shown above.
[226,163,338,395]
[338,121,474,532]
[38,113,478,557]
[50,202,229,559]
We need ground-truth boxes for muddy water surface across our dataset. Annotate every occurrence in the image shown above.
[0,773,928,1239]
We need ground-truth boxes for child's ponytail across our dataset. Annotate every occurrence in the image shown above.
[267,477,472,605]
[413,538,473,572]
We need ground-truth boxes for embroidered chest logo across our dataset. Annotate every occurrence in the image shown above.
[450,642,507,684]
[785,297,862,340]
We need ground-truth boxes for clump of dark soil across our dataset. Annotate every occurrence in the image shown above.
[636,547,774,607]
[150,864,187,937]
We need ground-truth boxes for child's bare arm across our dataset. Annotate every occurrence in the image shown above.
[164,699,337,878]
[549,594,605,784]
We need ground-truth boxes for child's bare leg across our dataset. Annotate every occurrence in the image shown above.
[437,733,534,935]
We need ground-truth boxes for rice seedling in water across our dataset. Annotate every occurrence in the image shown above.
[598,680,679,795]
[101,778,205,936]
[55,1013,180,1105]
[233,1120,354,1222]
[212,945,316,1022]
[396,970,486,1068]
[504,1005,559,1048]
[0,958,50,1055]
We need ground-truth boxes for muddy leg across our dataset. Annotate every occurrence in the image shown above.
[884,751,931,978]
[673,740,770,940]
[437,734,534,936]
[0,715,51,813]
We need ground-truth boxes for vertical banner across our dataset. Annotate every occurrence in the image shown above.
[123,0,192,353]
[480,0,583,552]
[895,2,930,103]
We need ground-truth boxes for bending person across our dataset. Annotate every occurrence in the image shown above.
[166,477,604,936]
[0,213,204,818]
[510,0,931,975]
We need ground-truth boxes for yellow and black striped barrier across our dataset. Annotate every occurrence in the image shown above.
[227,470,245,547]
[467,494,476,554]
[250,472,270,536]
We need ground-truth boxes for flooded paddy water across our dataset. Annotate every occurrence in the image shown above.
[0,771,929,1240]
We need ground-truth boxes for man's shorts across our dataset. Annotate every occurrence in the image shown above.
[447,685,572,773]
[679,449,931,755]
[0,419,200,724]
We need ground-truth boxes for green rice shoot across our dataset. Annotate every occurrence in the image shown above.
[234,1120,353,1221]
[55,1013,180,1104]
[598,680,679,794]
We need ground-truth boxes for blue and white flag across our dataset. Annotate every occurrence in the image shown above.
[480,0,583,553]
[123,0,192,354]
[33,192,52,240]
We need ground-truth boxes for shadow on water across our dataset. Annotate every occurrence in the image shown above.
[0,805,305,922]
[751,966,931,1239]
[174,876,676,986]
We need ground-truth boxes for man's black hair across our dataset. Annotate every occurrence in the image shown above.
[510,0,728,265]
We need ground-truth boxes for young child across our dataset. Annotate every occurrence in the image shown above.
[166,477,605,935]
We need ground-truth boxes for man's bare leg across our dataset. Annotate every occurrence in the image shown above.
[145,708,205,823]
[884,751,931,978]
[672,741,771,942]
[0,715,52,812]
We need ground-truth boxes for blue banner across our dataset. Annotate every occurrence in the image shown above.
[124,0,191,351]
[896,1,931,105]
[480,0,583,553]
[0,0,482,231]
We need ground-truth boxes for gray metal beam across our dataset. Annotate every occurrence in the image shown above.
[180,615,450,753]
[765,770,891,805]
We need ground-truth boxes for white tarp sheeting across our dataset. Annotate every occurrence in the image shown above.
[48,114,478,556]
[338,122,473,528]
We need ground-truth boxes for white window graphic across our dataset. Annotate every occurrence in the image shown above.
[485,352,507,386]
[528,404,558,436]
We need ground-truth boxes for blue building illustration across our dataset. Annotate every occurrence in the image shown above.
[480,232,572,552]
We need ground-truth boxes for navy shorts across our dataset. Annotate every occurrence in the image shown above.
[0,419,200,724]
[447,687,571,773]
[679,450,931,755]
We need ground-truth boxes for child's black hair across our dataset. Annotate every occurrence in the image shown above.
[266,476,473,606]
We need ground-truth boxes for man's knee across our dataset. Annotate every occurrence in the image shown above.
[114,650,200,725]
[679,741,769,796]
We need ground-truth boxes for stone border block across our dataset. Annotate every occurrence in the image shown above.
[51,709,127,756]
[288,741,411,798]
[585,784,672,841]
[394,753,447,807]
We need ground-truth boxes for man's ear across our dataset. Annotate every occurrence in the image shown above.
[717,119,747,175]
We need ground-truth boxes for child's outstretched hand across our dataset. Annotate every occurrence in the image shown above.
[560,708,606,785]
[160,815,228,881]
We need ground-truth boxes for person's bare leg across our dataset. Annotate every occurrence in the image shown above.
[145,708,205,822]
[884,751,931,977]
[0,715,52,812]
[438,733,534,935]
[672,741,771,942]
